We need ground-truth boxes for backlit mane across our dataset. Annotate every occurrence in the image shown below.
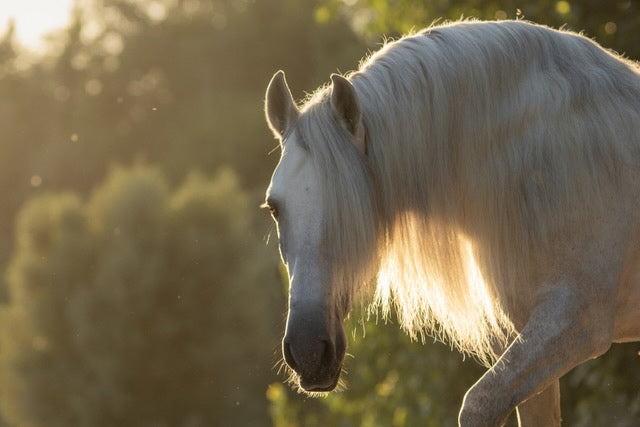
[295,20,640,364]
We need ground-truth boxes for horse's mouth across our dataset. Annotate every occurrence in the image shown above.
[298,367,342,392]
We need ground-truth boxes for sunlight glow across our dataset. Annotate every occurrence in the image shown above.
[0,1,73,50]
[462,239,496,322]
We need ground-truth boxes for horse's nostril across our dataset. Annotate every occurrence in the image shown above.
[282,340,297,371]
[283,338,336,373]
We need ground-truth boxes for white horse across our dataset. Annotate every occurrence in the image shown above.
[263,19,640,426]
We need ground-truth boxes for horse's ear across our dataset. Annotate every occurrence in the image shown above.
[330,74,365,154]
[265,70,299,139]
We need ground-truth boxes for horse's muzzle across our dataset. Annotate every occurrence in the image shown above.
[282,316,346,392]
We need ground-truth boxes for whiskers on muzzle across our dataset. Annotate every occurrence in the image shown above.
[274,355,351,397]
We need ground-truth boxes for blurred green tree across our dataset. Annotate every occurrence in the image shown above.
[0,165,282,426]
[0,1,366,425]
[0,0,364,301]
[322,0,640,60]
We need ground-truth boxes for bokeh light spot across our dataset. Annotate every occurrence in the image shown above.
[555,1,571,15]
[604,21,617,35]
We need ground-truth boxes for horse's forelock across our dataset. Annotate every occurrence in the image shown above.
[296,100,382,309]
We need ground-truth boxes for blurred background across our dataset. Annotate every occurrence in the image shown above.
[0,0,638,426]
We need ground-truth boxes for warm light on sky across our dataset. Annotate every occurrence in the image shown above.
[0,0,73,50]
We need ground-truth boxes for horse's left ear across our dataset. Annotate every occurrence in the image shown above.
[265,70,299,139]
[330,74,366,154]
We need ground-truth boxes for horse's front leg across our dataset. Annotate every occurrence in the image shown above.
[458,282,614,426]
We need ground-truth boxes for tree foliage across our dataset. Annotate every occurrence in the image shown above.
[0,0,361,424]
[0,166,281,426]
[0,0,364,291]
[323,0,640,61]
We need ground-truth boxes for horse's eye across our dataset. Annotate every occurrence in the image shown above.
[268,205,279,219]
[261,200,279,220]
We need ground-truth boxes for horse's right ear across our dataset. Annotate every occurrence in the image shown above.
[265,70,299,139]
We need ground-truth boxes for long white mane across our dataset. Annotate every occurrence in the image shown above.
[297,20,640,364]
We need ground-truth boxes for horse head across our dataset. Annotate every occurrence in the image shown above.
[263,70,369,392]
